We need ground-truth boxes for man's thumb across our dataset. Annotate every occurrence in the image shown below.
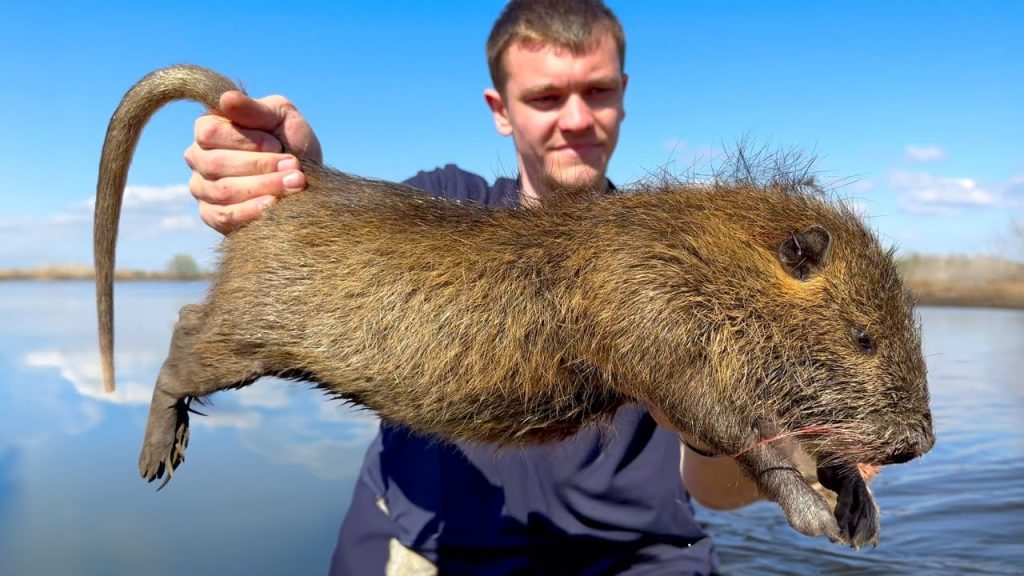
[218,90,285,132]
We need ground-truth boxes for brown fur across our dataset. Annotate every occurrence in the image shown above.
[95,65,934,548]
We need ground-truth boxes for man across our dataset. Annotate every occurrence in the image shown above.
[185,1,766,573]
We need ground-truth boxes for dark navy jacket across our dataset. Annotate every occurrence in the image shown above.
[330,165,719,575]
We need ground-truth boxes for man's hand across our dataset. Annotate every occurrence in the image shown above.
[184,91,323,234]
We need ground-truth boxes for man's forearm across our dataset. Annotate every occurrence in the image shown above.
[681,443,763,510]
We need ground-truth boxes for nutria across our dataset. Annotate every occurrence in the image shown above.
[94,65,934,549]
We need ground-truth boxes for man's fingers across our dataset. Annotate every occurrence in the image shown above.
[187,91,320,236]
[193,116,284,154]
[219,91,324,163]
[189,168,306,207]
[198,195,279,235]
[218,91,291,132]
[192,91,321,164]
[186,147,298,180]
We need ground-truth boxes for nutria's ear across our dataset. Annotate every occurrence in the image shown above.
[779,225,831,280]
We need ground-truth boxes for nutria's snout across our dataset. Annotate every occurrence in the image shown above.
[881,415,935,465]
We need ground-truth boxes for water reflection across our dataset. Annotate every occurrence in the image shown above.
[7,281,379,479]
[0,281,377,576]
[2,282,1023,575]
[20,344,380,479]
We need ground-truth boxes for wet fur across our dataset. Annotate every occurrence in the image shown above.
[95,65,934,549]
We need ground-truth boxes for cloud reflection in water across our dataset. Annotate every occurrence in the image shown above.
[22,346,379,480]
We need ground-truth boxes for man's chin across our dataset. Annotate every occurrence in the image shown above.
[544,168,607,195]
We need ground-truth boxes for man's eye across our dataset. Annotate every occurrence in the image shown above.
[529,94,559,105]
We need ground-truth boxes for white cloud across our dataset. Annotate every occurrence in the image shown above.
[172,378,378,479]
[78,184,192,211]
[318,401,377,424]
[47,212,92,225]
[663,137,686,151]
[847,179,876,193]
[846,200,870,218]
[123,184,192,207]
[25,184,195,234]
[236,380,292,409]
[16,332,377,481]
[64,402,105,436]
[25,348,279,436]
[23,349,155,406]
[1003,176,1024,204]
[1,181,218,270]
[889,170,996,214]
[0,215,30,231]
[660,137,720,171]
[159,215,198,230]
[192,410,262,430]
[904,145,948,163]
[236,410,379,479]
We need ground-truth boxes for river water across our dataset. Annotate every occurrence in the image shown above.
[0,281,1021,575]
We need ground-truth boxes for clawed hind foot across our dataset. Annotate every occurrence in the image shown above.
[139,396,201,490]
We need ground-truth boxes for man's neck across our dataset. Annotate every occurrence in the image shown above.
[516,163,544,207]
[518,184,542,208]
[517,169,610,208]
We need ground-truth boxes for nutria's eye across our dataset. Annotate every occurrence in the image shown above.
[851,326,876,355]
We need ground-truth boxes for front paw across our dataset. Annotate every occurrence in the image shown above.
[778,480,842,543]
[818,464,880,548]
[737,441,842,543]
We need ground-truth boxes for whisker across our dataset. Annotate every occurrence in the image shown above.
[731,424,836,458]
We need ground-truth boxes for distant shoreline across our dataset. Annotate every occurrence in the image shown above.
[902,280,1024,311]
[0,267,210,282]
[2,266,1022,311]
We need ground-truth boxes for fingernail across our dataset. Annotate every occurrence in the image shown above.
[277,157,300,171]
[282,171,304,192]
[260,196,276,210]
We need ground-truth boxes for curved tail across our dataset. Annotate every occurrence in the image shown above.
[95,65,239,392]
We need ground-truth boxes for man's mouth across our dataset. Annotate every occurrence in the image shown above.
[554,142,603,154]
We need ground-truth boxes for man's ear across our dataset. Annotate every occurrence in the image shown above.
[484,88,513,136]
[621,72,628,121]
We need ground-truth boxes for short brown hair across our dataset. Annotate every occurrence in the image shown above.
[486,0,626,93]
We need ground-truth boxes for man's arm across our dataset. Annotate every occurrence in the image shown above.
[678,425,879,511]
[185,91,322,234]
[645,405,765,509]
[680,442,764,510]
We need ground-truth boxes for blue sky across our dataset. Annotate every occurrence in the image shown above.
[1,1,1021,269]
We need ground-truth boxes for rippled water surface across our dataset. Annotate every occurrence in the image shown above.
[0,281,1021,575]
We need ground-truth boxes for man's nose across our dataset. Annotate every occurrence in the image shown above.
[558,94,595,132]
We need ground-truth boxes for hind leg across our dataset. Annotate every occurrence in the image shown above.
[138,304,263,487]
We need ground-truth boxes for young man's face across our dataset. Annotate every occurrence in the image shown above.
[485,30,627,202]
